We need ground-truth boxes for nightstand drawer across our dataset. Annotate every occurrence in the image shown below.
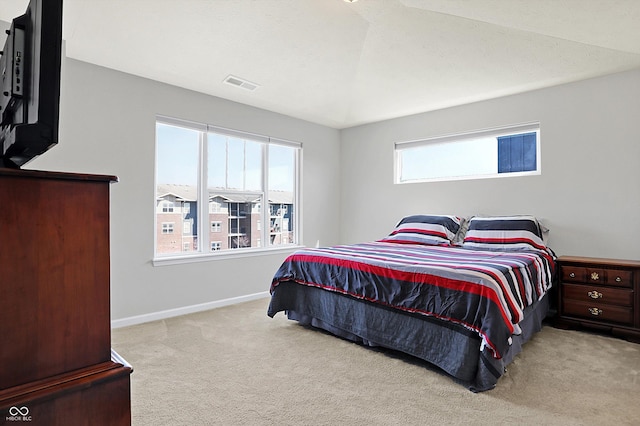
[561,266,633,288]
[562,299,634,325]
[562,283,633,307]
[561,266,586,283]
[605,269,633,287]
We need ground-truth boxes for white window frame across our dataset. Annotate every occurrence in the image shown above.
[394,122,541,184]
[154,116,303,265]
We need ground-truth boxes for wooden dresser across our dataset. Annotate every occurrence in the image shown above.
[0,169,132,425]
[556,255,640,342]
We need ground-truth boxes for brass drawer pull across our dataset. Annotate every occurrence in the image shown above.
[588,307,603,316]
[590,272,600,281]
[569,272,576,278]
[587,290,603,299]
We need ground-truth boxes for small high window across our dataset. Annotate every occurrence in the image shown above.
[395,123,540,183]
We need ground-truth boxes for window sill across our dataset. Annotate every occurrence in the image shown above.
[152,245,303,267]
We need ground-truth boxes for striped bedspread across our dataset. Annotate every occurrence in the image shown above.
[270,242,556,358]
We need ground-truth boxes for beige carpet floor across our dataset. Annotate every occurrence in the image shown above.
[112,298,640,426]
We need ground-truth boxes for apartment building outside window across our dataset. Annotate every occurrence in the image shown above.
[155,117,301,259]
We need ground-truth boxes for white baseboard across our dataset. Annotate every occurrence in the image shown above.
[111,291,270,329]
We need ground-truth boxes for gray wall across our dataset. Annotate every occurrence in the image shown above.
[24,51,640,323]
[340,69,640,260]
[28,59,341,322]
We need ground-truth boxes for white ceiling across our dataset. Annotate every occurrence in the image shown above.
[2,0,640,129]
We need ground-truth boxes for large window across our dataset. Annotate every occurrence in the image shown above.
[155,117,301,259]
[395,123,540,183]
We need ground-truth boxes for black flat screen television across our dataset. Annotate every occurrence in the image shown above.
[0,0,63,168]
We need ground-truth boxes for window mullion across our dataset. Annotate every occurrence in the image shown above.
[199,131,209,253]
[262,142,269,247]
[243,140,247,191]
[224,136,229,189]
[294,147,301,246]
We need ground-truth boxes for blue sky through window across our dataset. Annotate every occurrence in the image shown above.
[157,123,295,192]
[156,123,199,186]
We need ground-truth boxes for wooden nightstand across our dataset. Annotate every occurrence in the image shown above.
[556,256,640,343]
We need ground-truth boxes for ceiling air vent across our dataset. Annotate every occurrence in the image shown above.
[223,75,259,91]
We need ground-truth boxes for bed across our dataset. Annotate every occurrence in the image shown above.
[267,215,556,391]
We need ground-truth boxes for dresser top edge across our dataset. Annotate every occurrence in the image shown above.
[557,256,640,268]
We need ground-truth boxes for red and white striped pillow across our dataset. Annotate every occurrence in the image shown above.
[380,215,462,246]
[462,215,546,251]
